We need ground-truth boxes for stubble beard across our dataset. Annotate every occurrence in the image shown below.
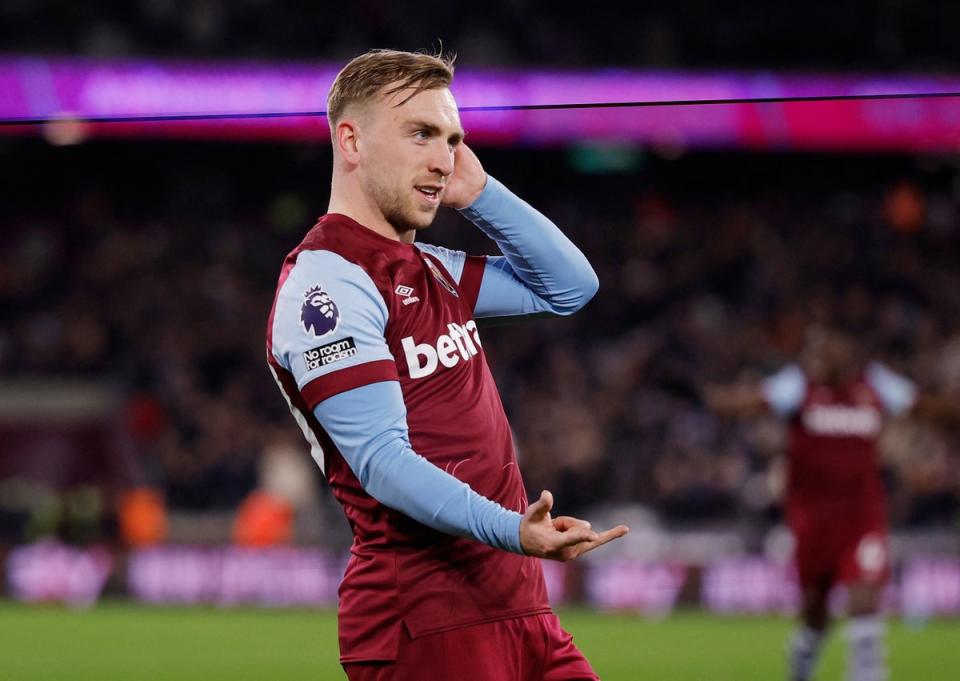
[365,173,437,235]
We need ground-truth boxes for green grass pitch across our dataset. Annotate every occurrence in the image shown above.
[0,601,956,680]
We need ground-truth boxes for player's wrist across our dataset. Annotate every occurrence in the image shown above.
[506,512,526,555]
[447,172,488,210]
[457,173,505,216]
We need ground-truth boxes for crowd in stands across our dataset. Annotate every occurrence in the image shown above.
[2,1,957,72]
[2,140,959,545]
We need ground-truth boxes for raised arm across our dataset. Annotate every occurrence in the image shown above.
[703,383,771,419]
[912,393,960,426]
[866,361,960,426]
[441,144,599,319]
[705,364,807,420]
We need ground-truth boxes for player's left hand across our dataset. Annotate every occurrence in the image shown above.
[442,142,487,209]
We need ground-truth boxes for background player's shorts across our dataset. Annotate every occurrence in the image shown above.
[789,504,889,588]
[342,612,599,681]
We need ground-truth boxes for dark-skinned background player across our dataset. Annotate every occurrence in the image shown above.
[705,323,960,681]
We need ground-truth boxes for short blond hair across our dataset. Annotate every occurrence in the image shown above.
[326,49,456,127]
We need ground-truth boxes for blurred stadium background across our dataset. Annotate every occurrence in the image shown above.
[2,3,960,680]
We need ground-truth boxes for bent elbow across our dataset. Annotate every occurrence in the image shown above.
[552,265,599,316]
[581,267,600,305]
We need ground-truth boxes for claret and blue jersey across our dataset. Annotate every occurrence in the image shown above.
[760,363,917,591]
[265,176,598,662]
[761,361,917,507]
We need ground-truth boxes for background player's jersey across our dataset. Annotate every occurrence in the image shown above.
[763,364,911,588]
[762,363,917,510]
[763,363,916,504]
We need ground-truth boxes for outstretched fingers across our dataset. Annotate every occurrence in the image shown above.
[580,525,630,553]
[553,516,592,532]
[598,524,630,543]
[553,525,599,548]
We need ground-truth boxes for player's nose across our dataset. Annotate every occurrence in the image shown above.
[427,140,455,177]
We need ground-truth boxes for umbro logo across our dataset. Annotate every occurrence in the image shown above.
[395,284,420,306]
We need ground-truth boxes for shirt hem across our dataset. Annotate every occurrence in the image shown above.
[403,604,553,640]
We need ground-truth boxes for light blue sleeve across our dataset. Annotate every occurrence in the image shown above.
[271,249,394,392]
[457,175,599,318]
[761,364,807,417]
[866,362,918,416]
[313,382,525,554]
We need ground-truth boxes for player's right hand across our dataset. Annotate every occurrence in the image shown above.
[519,490,629,561]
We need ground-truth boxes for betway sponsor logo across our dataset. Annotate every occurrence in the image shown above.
[402,321,482,379]
[802,405,882,438]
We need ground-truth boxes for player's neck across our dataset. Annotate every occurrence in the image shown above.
[328,178,415,244]
[822,368,858,387]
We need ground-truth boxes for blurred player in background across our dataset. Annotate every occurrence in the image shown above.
[706,324,959,681]
[266,49,627,680]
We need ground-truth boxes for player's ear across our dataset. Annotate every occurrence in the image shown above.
[335,119,361,164]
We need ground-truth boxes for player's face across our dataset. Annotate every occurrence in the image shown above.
[823,332,855,374]
[805,328,857,382]
[358,86,464,235]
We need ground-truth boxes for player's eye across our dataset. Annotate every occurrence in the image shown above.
[414,129,430,141]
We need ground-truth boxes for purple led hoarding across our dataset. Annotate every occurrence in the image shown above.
[585,561,687,615]
[7,541,113,607]
[3,56,960,151]
[7,542,960,615]
[127,545,343,606]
